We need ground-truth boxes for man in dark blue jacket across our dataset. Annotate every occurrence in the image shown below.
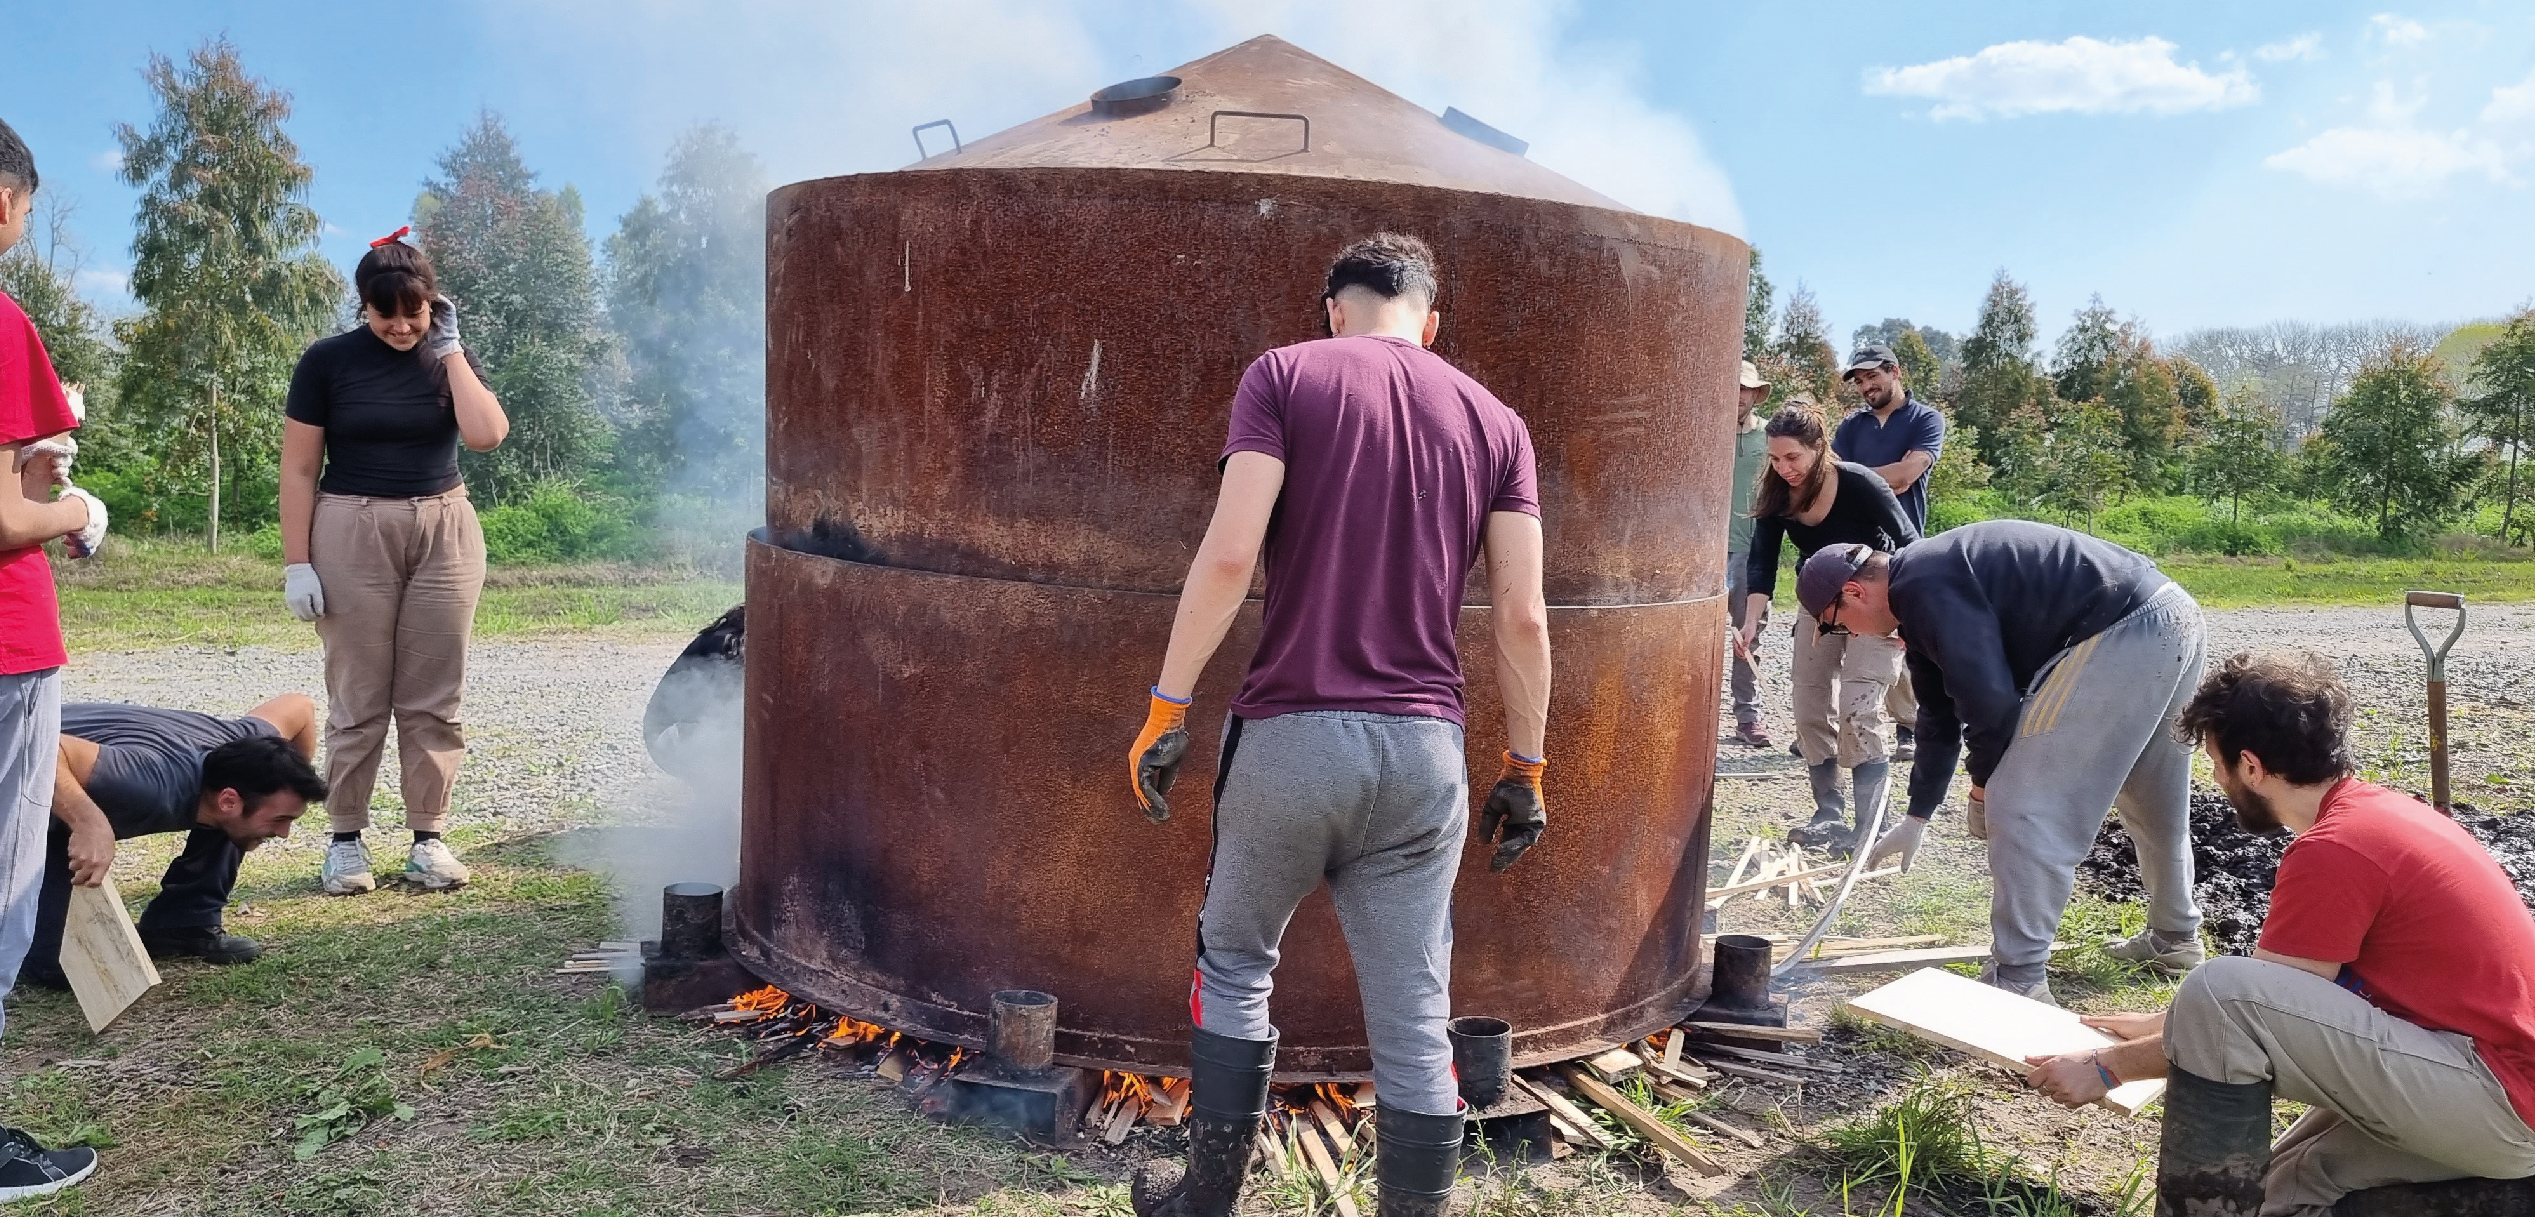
[1798,521,2205,1004]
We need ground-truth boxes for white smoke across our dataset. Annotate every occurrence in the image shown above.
[488,0,1742,233]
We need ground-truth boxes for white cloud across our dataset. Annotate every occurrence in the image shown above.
[2264,76,2532,198]
[87,149,122,174]
[1863,36,2258,121]
[2371,15,2430,46]
[2254,33,2323,62]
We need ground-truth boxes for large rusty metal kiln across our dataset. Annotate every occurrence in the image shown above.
[736,35,1748,1079]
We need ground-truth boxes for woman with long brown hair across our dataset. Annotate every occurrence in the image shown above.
[280,229,508,895]
[1735,398,1917,850]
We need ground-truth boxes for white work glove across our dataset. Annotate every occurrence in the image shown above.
[58,484,105,559]
[14,435,75,484]
[424,294,463,362]
[284,563,326,621]
[1864,815,1928,872]
[1965,791,1988,841]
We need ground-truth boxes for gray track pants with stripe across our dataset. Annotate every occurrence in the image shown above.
[1194,710,1467,1115]
[1984,584,2205,983]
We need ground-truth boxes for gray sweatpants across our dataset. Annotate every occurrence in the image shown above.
[1194,710,1467,1115]
[0,668,61,1039]
[2167,956,2534,1215]
[1984,584,2204,981]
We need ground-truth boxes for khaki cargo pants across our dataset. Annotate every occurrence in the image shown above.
[1789,611,1903,768]
[311,487,485,834]
[2167,955,2534,1215]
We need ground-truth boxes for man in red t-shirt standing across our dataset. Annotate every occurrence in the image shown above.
[0,117,115,1201]
[1122,234,1552,1217]
[2022,652,2533,1214]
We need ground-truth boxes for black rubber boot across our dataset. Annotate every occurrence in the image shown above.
[1131,1028,1277,1217]
[139,927,261,965]
[1848,760,1891,850]
[1788,761,1848,848]
[2156,1064,2272,1217]
[1375,1106,1464,1217]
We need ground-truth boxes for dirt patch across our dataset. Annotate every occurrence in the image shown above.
[2076,792,2535,955]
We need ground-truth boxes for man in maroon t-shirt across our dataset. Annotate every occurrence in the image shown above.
[2022,652,2533,1214]
[1122,234,1551,1217]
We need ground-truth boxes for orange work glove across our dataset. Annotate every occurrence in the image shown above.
[1479,751,1547,872]
[1129,688,1193,823]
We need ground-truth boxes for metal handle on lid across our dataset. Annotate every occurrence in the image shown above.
[912,119,963,160]
[1208,110,1310,155]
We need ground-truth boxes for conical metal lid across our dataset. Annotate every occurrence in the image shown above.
[911,35,1628,211]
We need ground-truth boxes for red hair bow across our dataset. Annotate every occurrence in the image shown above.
[370,225,411,247]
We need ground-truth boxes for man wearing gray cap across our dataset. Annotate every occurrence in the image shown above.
[1835,343,1945,762]
[1722,360,1771,748]
[1797,520,2205,1004]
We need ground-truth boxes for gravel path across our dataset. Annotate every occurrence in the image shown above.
[63,635,685,858]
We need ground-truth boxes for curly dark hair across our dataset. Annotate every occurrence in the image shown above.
[2174,651,2354,784]
[201,734,327,811]
[1325,232,1439,306]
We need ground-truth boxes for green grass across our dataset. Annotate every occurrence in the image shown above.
[52,536,740,650]
[2156,554,2534,609]
[1812,1079,2129,1217]
[1,828,1087,1216]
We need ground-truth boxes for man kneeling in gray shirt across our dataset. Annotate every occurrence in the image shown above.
[20,695,325,987]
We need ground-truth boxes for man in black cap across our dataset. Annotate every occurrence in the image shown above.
[1798,521,2205,1005]
[1834,343,1945,763]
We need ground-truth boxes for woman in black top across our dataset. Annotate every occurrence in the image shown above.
[279,232,508,896]
[1733,399,1917,850]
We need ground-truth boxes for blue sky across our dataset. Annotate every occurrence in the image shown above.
[4,1,2532,346]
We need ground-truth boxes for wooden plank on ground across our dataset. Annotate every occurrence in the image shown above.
[60,874,160,1032]
[1788,945,1994,974]
[1557,1065,1726,1176]
[1584,1046,1643,1083]
[1661,1029,1685,1072]
[1291,1119,1360,1217]
[1510,1073,1615,1150]
[1649,1087,1767,1149]
[1842,967,2165,1115]
[1681,1020,1822,1044]
[1688,1056,1813,1087]
[1721,837,1762,890]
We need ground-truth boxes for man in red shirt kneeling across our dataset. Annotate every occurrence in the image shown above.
[2023,651,2533,1215]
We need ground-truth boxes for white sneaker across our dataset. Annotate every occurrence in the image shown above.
[321,838,377,895]
[405,839,471,891]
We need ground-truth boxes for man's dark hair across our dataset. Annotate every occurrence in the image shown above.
[0,118,37,195]
[1325,233,1439,306]
[353,238,437,318]
[2175,651,2353,784]
[201,735,327,812]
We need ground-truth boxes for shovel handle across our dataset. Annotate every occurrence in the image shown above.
[2405,590,2466,610]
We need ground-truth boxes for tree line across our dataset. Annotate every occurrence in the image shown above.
[0,39,767,564]
[1746,252,2535,550]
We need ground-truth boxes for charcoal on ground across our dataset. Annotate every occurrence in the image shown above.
[2076,792,2535,955]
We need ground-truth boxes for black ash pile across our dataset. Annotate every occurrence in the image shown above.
[2075,792,2534,956]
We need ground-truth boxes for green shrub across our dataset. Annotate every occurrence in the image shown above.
[478,481,646,565]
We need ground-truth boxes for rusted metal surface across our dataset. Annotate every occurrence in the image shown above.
[740,35,1746,1079]
[764,40,1747,605]
[736,539,1724,1077]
